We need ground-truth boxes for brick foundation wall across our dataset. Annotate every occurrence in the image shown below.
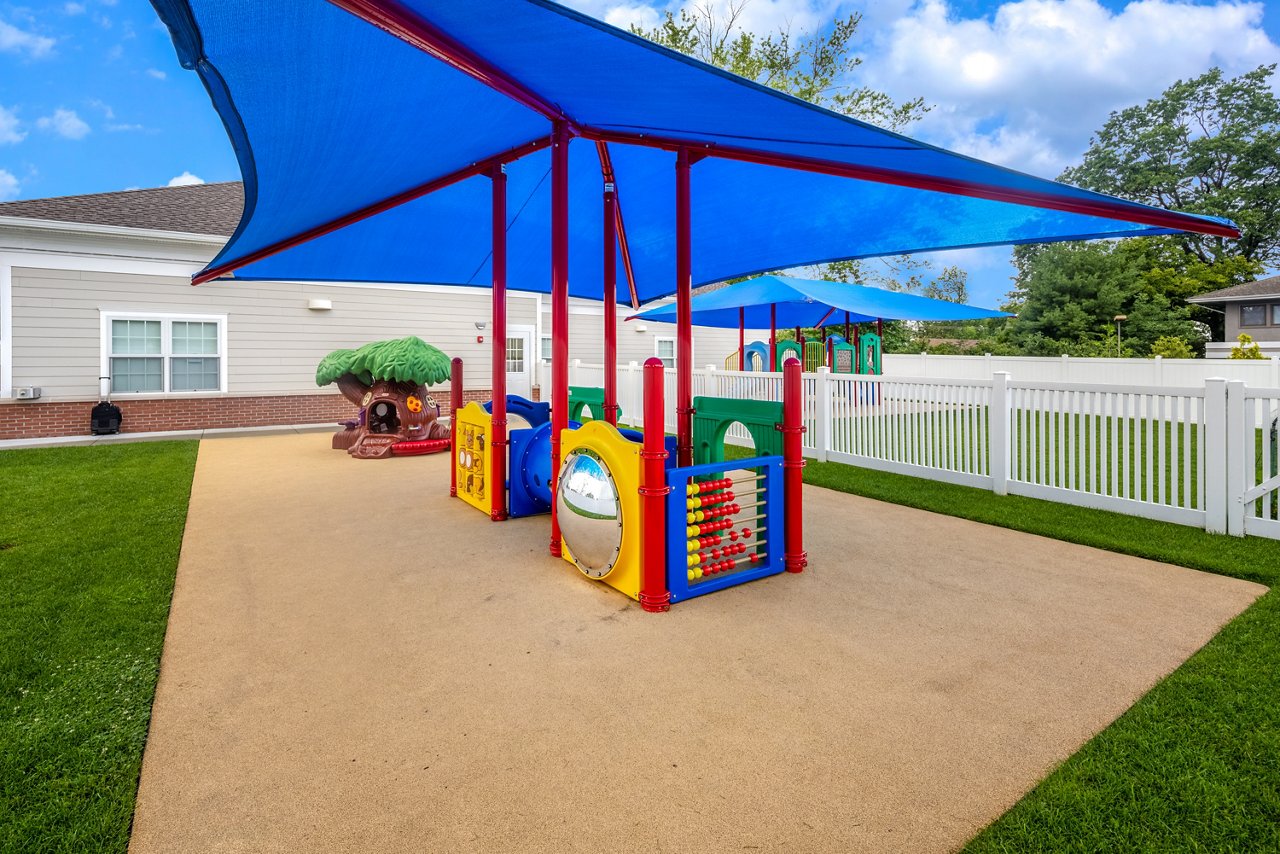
[0,386,532,441]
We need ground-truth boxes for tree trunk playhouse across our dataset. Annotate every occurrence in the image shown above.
[317,336,452,459]
[157,0,1240,612]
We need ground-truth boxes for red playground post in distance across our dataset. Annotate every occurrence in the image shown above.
[781,357,807,573]
[449,356,462,497]
[603,182,619,426]
[639,357,671,612]
[489,165,508,521]
[549,120,570,556]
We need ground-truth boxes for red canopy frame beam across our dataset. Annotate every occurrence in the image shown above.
[595,142,640,310]
[549,119,571,556]
[584,130,1241,240]
[488,164,509,521]
[192,136,551,285]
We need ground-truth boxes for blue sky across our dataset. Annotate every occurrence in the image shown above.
[1,0,1278,306]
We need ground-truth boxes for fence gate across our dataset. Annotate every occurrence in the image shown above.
[1232,384,1280,540]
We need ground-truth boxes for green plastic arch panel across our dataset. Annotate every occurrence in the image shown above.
[859,332,882,375]
[776,339,801,370]
[568,386,621,422]
[692,395,784,466]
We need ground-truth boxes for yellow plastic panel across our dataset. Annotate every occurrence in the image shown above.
[454,402,492,516]
[559,421,643,601]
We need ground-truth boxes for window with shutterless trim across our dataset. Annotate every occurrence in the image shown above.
[102,312,227,394]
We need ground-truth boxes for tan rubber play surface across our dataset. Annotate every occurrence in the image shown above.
[129,433,1263,853]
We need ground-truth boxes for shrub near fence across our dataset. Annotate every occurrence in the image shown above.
[572,361,1280,541]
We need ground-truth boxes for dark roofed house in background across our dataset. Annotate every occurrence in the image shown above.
[1188,274,1280,359]
[0,182,244,236]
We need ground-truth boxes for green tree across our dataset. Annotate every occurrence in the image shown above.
[1001,241,1206,355]
[1150,336,1194,359]
[1230,333,1266,360]
[631,3,927,131]
[1062,65,1280,268]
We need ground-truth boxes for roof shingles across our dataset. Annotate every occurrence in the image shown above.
[1188,274,1280,303]
[0,181,243,237]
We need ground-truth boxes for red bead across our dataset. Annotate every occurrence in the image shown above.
[741,527,752,538]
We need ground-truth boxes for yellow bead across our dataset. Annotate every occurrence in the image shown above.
[694,511,704,522]
[690,553,701,565]
[693,568,703,579]
[686,513,695,523]
[686,484,696,496]
[692,497,702,508]
[687,540,698,553]
[687,569,695,581]
[687,526,697,537]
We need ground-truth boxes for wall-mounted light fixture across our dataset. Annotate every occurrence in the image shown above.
[635,324,647,333]
[307,298,333,311]
[474,321,487,330]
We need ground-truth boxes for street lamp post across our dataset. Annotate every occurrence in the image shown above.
[1114,314,1127,358]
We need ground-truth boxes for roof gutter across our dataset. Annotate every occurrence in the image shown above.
[0,215,229,246]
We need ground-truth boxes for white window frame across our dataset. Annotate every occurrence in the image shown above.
[655,336,676,368]
[100,310,228,396]
[539,333,552,363]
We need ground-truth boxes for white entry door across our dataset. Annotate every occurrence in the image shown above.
[505,327,534,400]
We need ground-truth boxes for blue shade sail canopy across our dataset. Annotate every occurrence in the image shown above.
[629,275,1012,329]
[151,0,1240,303]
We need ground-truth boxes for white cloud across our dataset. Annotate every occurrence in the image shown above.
[36,108,90,139]
[64,2,86,15]
[0,106,24,144]
[87,99,114,120]
[0,18,55,58]
[146,68,166,80]
[863,0,1280,175]
[168,171,205,187]
[106,123,145,132]
[0,169,18,201]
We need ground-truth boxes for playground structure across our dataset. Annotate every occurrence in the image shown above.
[733,326,880,376]
[159,0,1242,613]
[451,355,807,605]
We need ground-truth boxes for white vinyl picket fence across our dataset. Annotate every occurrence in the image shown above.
[569,360,1280,540]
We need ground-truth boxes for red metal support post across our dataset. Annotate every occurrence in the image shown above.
[769,304,777,372]
[549,120,571,556]
[639,357,671,612]
[603,181,619,426]
[781,357,807,573]
[489,165,509,521]
[450,356,463,497]
[674,147,693,467]
[738,306,745,371]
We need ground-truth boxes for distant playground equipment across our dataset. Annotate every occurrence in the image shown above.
[730,331,881,376]
[450,357,807,607]
[316,336,453,459]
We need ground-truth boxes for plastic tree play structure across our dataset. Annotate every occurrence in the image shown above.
[317,336,452,459]
[157,0,1239,611]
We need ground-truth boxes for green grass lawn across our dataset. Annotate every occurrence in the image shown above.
[794,454,1280,852]
[0,441,198,853]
